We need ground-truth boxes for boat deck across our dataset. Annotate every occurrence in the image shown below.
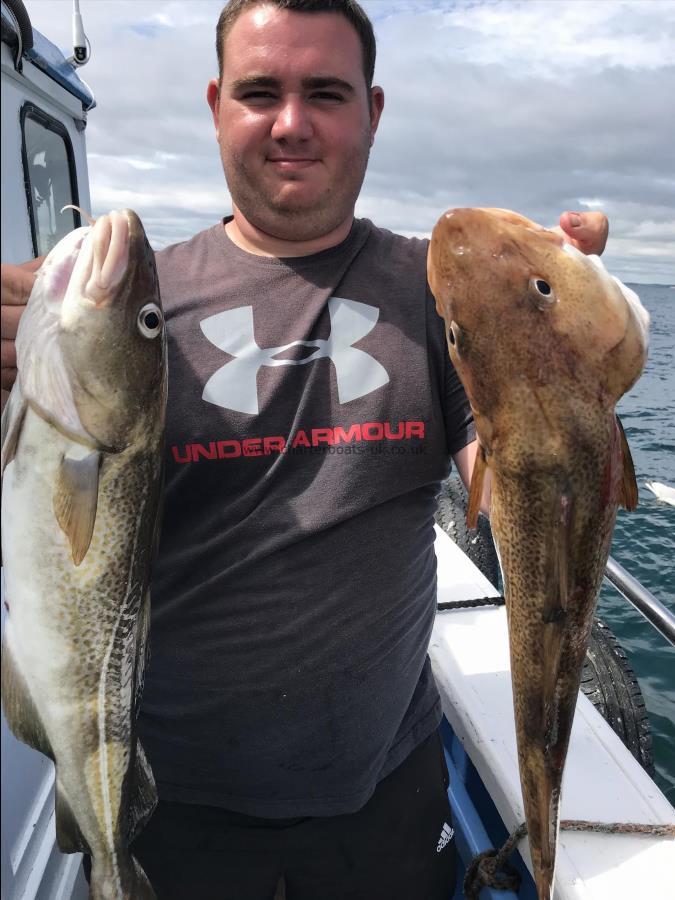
[431,525,675,899]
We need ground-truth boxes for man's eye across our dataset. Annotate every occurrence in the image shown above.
[241,91,277,102]
[311,92,344,102]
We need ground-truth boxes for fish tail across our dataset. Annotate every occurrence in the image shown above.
[89,851,156,900]
[533,780,559,900]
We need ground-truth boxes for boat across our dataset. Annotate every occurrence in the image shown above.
[1,1,673,897]
[432,488,675,898]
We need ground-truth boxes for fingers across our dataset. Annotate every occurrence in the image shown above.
[1,262,38,307]
[1,303,25,341]
[1,258,42,401]
[558,211,609,256]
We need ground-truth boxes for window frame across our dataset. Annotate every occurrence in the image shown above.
[20,102,82,258]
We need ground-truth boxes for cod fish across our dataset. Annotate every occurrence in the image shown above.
[427,208,649,900]
[1,210,167,899]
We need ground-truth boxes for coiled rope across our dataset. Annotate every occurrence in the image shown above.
[462,812,675,898]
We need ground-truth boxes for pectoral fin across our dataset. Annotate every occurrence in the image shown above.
[53,451,101,565]
[466,443,488,529]
[616,417,638,511]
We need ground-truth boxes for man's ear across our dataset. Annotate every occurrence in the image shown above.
[207,79,221,138]
[369,86,385,146]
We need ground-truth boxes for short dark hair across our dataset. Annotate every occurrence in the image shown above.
[216,0,376,87]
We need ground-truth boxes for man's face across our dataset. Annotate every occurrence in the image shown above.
[207,5,384,242]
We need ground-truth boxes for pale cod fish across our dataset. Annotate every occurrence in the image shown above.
[427,207,649,900]
[1,210,167,899]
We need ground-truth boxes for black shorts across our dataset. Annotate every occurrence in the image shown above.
[85,730,457,900]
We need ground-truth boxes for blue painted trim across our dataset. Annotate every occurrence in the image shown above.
[444,746,520,900]
[440,717,538,899]
[23,29,95,110]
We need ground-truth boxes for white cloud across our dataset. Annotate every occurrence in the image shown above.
[22,0,675,283]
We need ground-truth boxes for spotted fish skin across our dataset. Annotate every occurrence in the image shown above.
[427,208,648,900]
[1,210,166,900]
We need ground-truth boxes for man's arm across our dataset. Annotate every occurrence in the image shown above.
[1,257,44,412]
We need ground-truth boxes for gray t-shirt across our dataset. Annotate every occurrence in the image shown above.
[139,217,475,817]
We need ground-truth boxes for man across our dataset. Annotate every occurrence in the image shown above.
[1,1,608,898]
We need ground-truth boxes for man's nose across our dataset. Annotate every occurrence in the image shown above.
[271,96,313,141]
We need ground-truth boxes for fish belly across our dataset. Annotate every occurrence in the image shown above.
[1,408,153,869]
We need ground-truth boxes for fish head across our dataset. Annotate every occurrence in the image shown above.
[17,210,166,451]
[427,207,649,449]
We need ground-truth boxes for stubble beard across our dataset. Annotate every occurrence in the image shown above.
[222,135,372,243]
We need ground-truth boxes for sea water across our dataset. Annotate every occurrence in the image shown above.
[598,283,675,804]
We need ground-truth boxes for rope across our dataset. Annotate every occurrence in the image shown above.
[463,823,525,899]
[437,595,505,610]
[463,818,675,899]
[559,819,675,837]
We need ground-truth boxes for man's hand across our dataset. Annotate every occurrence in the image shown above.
[1,257,44,411]
[556,210,609,256]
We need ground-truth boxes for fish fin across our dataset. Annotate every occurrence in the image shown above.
[125,593,157,844]
[1,380,27,477]
[133,591,151,722]
[89,853,156,900]
[466,444,487,529]
[55,779,90,853]
[126,740,158,844]
[616,417,638,511]
[53,451,101,565]
[542,491,574,624]
[1,636,54,757]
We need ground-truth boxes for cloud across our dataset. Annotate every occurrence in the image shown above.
[23,0,675,283]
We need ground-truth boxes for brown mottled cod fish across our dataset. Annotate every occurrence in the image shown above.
[1,210,167,899]
[427,208,649,900]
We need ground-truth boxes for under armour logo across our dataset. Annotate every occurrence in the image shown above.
[200,297,389,415]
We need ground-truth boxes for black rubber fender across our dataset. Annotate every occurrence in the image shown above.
[580,619,655,776]
[435,475,500,590]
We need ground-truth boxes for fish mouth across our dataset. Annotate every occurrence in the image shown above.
[79,210,132,307]
[55,211,133,331]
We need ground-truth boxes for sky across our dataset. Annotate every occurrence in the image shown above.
[24,0,675,284]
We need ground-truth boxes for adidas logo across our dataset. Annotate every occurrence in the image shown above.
[436,822,454,853]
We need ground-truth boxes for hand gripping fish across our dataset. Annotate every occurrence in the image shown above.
[427,208,649,900]
[1,210,167,899]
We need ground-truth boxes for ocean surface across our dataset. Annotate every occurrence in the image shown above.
[597,283,675,804]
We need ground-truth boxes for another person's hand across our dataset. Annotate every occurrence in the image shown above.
[557,211,609,256]
[1,257,44,412]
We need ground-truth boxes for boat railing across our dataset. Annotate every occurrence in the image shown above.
[604,555,675,648]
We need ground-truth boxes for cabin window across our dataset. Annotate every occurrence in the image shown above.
[20,104,81,257]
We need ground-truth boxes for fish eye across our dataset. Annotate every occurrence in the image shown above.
[447,321,461,352]
[138,303,163,339]
[529,277,556,308]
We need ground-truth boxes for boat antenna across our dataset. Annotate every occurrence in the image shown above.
[67,0,90,67]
